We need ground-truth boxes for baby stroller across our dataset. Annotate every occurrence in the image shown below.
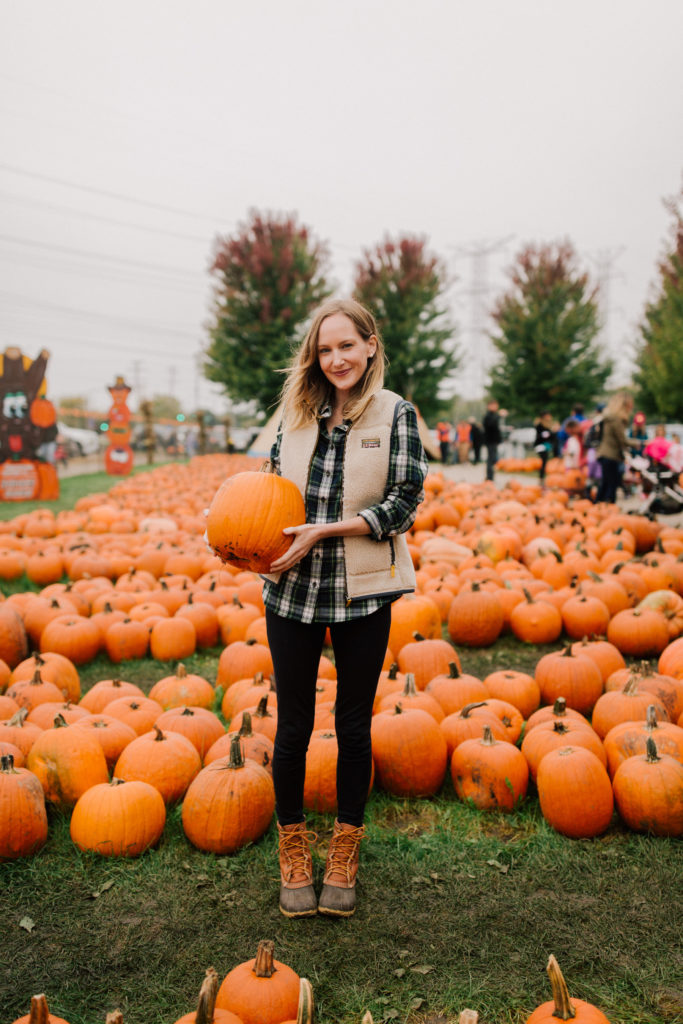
[629,452,683,515]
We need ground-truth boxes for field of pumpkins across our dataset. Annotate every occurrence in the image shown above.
[1,453,683,1024]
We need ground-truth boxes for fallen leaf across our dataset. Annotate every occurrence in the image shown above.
[393,968,406,978]
[19,916,35,933]
[486,858,509,874]
[410,998,424,1010]
[411,964,434,975]
[89,879,115,898]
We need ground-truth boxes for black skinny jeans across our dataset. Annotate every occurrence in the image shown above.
[265,603,392,827]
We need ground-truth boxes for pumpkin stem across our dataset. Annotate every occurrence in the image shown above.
[1,753,17,772]
[252,939,277,978]
[623,675,642,696]
[53,713,68,729]
[31,667,45,685]
[228,733,245,769]
[194,966,220,1024]
[460,701,488,718]
[448,661,461,678]
[645,736,661,763]
[297,978,314,1024]
[412,631,426,642]
[552,721,570,735]
[388,663,399,680]
[239,711,253,737]
[245,638,257,647]
[26,994,51,1024]
[545,954,577,1020]
[153,725,165,742]
[254,695,271,719]
[8,707,29,727]
[522,587,534,604]
[402,674,418,697]
[481,725,496,746]
[552,697,568,717]
[645,704,659,730]
[176,663,187,679]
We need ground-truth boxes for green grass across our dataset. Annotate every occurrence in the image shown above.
[2,640,683,1024]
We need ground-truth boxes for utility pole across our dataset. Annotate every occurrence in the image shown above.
[451,236,514,399]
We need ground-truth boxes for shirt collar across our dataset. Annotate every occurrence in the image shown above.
[318,402,350,431]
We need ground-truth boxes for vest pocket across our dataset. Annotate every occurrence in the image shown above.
[345,534,392,576]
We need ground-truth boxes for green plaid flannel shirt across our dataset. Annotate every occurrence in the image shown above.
[262,399,428,624]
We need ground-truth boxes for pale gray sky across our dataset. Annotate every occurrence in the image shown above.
[1,0,682,417]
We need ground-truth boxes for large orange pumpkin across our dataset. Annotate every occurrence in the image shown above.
[206,469,306,574]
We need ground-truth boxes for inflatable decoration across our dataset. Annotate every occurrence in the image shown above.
[0,346,59,501]
[105,376,134,475]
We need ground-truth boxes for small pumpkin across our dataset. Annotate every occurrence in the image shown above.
[526,954,612,1023]
[215,940,300,1024]
[11,993,71,1024]
[0,752,48,860]
[451,726,528,811]
[612,736,683,836]
[182,734,275,854]
[70,777,166,857]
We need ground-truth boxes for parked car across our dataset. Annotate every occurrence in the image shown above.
[56,422,102,457]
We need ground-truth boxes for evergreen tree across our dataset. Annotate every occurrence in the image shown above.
[353,236,459,421]
[633,190,683,421]
[205,210,331,414]
[489,241,611,419]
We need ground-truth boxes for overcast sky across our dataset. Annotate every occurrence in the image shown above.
[1,0,682,419]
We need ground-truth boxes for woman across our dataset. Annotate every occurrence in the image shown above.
[595,392,634,503]
[263,298,428,919]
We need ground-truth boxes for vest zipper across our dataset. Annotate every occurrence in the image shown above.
[389,536,396,578]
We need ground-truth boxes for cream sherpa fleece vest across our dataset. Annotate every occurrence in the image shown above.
[270,389,417,602]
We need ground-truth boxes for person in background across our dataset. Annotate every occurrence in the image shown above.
[629,411,648,444]
[456,419,471,465]
[436,419,452,465]
[562,418,583,470]
[468,417,483,464]
[557,402,586,449]
[533,411,555,485]
[482,399,507,482]
[263,297,428,919]
[595,392,635,503]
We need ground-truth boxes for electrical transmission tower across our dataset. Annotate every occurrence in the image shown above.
[451,236,514,399]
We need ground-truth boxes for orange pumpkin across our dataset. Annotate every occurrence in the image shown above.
[207,469,306,573]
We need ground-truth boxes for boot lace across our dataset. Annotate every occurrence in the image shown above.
[324,824,365,884]
[278,826,317,884]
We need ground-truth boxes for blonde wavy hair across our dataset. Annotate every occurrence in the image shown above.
[279,298,386,429]
[605,391,634,423]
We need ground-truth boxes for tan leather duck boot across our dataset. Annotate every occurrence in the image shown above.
[278,821,318,918]
[318,819,365,917]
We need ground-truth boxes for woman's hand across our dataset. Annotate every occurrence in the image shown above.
[269,523,325,573]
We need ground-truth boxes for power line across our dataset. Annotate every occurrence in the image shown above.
[0,162,221,223]
[0,190,212,244]
[0,290,200,339]
[0,251,207,295]
[0,321,200,361]
[0,232,205,278]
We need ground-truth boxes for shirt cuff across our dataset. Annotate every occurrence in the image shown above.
[358,508,383,541]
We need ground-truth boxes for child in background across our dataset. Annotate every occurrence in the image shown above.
[562,419,583,470]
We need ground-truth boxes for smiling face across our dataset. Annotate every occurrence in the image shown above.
[317,313,377,399]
